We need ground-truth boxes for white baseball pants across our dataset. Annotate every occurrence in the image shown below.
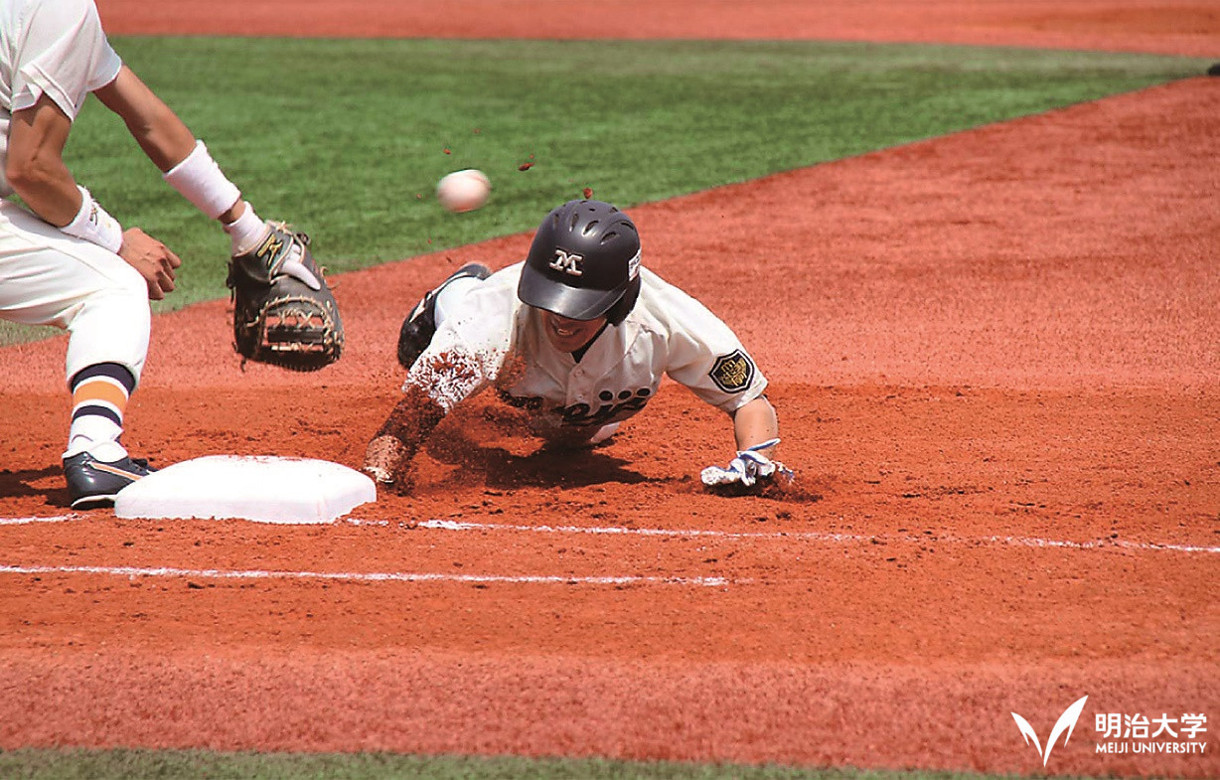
[0,200,150,387]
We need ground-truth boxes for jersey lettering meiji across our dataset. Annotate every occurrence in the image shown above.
[405,262,767,440]
[0,0,121,197]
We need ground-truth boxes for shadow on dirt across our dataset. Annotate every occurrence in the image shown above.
[0,466,69,508]
[413,397,655,490]
[424,438,651,490]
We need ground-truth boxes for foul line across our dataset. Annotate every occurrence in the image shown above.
[3,514,1215,555]
[0,514,77,525]
[410,519,1220,555]
[0,563,728,588]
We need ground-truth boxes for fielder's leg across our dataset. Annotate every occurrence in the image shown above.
[0,202,156,508]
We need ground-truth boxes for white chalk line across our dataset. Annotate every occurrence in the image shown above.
[3,514,1215,555]
[0,563,729,588]
[408,519,1220,555]
[0,514,77,525]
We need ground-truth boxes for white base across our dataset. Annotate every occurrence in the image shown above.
[114,455,376,524]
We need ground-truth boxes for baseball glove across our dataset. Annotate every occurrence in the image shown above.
[226,222,344,371]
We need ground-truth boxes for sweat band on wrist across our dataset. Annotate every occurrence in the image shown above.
[224,205,266,255]
[60,186,123,254]
[162,140,241,220]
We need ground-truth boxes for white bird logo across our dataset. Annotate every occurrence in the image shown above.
[1011,695,1089,767]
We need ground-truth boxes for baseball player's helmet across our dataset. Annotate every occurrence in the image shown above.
[518,200,642,324]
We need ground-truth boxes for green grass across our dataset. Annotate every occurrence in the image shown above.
[0,748,1096,780]
[2,39,1205,347]
[53,37,1203,319]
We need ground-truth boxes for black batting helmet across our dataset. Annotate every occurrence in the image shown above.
[518,200,642,325]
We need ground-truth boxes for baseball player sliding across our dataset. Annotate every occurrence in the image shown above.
[0,0,341,509]
[364,199,789,493]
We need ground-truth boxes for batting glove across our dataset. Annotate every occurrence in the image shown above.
[700,439,791,489]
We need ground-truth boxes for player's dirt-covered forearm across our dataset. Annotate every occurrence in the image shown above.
[362,385,447,492]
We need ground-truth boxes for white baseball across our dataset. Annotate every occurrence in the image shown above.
[436,169,491,213]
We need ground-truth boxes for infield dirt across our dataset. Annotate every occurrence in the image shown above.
[1,2,1217,775]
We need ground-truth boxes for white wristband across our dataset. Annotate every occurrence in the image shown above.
[60,186,123,254]
[162,140,241,220]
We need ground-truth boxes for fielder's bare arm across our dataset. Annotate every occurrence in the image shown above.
[364,199,789,493]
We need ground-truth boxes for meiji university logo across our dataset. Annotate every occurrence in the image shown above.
[1011,696,1210,764]
[1011,695,1089,767]
[1094,710,1209,755]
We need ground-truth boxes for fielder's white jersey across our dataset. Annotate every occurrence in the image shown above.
[0,0,121,197]
[407,262,767,441]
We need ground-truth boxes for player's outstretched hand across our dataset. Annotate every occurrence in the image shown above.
[701,439,792,492]
[119,227,181,300]
[362,435,404,484]
[362,434,416,494]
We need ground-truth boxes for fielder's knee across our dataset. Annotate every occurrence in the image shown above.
[63,266,152,387]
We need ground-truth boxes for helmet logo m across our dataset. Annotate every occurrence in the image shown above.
[549,249,584,277]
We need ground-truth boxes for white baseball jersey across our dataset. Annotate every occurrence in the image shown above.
[1,0,121,197]
[407,262,768,441]
[0,0,149,385]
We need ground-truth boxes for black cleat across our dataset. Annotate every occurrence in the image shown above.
[63,451,155,510]
[396,263,491,369]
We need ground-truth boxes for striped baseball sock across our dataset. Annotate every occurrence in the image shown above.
[65,363,136,462]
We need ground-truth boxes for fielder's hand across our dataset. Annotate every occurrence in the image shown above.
[701,438,791,490]
[119,228,181,300]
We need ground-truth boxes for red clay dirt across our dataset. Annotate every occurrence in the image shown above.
[97,0,1220,57]
[2,2,1218,776]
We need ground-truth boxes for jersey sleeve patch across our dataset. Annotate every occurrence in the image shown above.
[708,350,755,394]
